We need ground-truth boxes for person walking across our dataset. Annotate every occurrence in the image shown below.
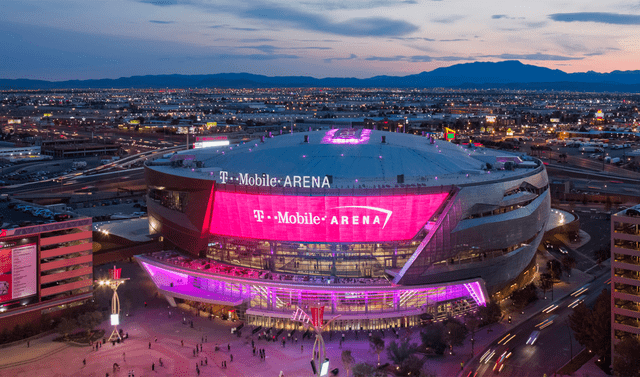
[230,354,233,362]
[205,357,208,366]
[148,342,151,349]
[301,344,304,353]
[123,352,126,362]
[152,363,155,371]
[83,359,86,366]
[227,343,230,351]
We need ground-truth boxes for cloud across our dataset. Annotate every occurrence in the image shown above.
[365,55,474,62]
[230,27,260,31]
[149,20,175,24]
[389,37,436,41]
[480,53,583,61]
[142,0,419,37]
[525,21,547,28]
[436,56,476,61]
[139,0,179,6]
[291,46,332,50]
[189,53,300,61]
[237,44,331,54]
[237,44,278,53]
[209,24,262,32]
[432,15,464,24]
[366,55,407,62]
[223,53,299,60]
[240,38,275,42]
[240,6,419,37]
[292,39,341,43]
[549,12,640,25]
[584,52,604,56]
[324,53,357,63]
[300,0,416,11]
[492,15,508,19]
[439,38,467,42]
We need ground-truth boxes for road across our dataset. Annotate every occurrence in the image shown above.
[1,168,145,196]
[465,272,611,377]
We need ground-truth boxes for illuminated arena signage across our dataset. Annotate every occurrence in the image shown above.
[219,171,331,188]
[210,192,449,242]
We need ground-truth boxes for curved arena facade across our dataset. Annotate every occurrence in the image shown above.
[137,128,550,330]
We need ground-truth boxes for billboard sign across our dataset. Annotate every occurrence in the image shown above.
[194,136,230,149]
[0,243,37,304]
[210,191,449,242]
[311,306,325,327]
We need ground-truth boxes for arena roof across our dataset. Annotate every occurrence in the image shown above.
[148,129,541,187]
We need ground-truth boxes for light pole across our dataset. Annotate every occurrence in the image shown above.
[566,319,573,362]
[291,306,341,377]
[96,266,129,342]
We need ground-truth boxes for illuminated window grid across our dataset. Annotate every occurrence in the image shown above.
[138,258,486,317]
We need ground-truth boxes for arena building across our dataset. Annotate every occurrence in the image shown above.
[137,128,550,330]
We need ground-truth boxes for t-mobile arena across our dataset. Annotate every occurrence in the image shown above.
[137,128,550,330]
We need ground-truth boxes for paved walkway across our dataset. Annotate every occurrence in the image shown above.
[0,251,610,377]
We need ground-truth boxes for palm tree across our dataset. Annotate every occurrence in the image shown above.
[342,350,355,377]
[465,313,481,357]
[369,335,385,365]
[539,273,553,300]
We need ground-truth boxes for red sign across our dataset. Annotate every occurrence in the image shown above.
[209,191,448,242]
[310,306,324,327]
[109,267,121,280]
[0,230,5,238]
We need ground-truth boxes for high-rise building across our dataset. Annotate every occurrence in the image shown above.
[0,199,93,332]
[611,204,640,364]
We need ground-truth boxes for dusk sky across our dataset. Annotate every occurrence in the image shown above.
[2,0,640,81]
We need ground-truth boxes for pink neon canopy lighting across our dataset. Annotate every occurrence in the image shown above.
[321,128,372,144]
[209,191,449,242]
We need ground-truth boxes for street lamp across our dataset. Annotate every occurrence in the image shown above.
[96,266,129,342]
[291,306,341,377]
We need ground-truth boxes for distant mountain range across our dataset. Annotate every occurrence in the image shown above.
[2,61,640,92]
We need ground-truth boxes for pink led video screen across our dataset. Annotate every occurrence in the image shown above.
[209,191,449,242]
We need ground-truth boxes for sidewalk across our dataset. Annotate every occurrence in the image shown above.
[0,333,69,370]
[0,254,611,377]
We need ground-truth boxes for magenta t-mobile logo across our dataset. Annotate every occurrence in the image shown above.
[253,209,265,222]
[249,206,392,228]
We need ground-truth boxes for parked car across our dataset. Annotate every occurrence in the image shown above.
[54,213,71,221]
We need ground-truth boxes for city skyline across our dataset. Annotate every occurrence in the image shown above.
[2,0,640,81]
